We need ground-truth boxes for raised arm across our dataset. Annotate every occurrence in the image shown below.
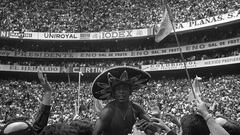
[32,72,52,134]
[197,101,230,135]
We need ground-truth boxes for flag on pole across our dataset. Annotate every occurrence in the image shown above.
[155,4,173,43]
[188,75,203,102]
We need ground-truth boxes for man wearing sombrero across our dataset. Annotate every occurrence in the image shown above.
[92,66,157,135]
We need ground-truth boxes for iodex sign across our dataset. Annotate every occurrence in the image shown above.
[101,30,133,39]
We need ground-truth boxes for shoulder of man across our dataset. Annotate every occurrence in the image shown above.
[100,102,115,117]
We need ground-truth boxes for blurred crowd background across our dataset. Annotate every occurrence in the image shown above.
[0,0,239,32]
[0,0,240,134]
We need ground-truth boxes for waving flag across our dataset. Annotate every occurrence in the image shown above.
[188,75,203,102]
[155,4,173,43]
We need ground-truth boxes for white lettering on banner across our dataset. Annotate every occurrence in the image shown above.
[9,65,59,72]
[142,61,197,71]
[43,33,78,39]
[102,30,133,39]
[0,51,13,56]
[73,67,108,73]
[0,31,9,37]
[1,37,240,58]
[14,51,74,58]
[79,33,90,39]
[141,56,240,71]
[0,64,11,71]
[203,56,240,66]
[9,32,32,38]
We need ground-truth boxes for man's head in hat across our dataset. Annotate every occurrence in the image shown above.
[92,66,151,101]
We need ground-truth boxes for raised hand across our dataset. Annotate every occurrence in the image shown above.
[164,113,181,128]
[151,118,171,132]
[136,119,158,135]
[196,100,210,118]
[38,72,51,92]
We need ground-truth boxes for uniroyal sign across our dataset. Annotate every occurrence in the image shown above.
[39,33,79,40]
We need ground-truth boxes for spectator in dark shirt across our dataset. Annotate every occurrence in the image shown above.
[0,72,52,135]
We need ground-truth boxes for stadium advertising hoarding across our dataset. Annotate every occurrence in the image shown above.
[0,65,60,73]
[72,67,109,73]
[0,37,239,58]
[39,33,79,40]
[8,31,36,39]
[0,31,9,38]
[141,55,240,71]
[0,10,239,40]
[0,56,239,73]
[173,9,240,32]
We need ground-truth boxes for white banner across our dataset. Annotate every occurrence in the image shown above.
[0,37,239,58]
[80,29,149,40]
[8,31,38,39]
[38,33,79,40]
[0,56,239,73]
[141,55,240,71]
[0,64,60,73]
[174,9,240,32]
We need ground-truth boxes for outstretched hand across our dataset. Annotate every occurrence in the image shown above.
[151,118,171,132]
[164,113,181,128]
[38,72,52,92]
[136,119,158,135]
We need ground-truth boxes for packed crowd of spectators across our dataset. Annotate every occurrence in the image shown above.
[1,73,240,130]
[0,46,239,68]
[0,0,239,32]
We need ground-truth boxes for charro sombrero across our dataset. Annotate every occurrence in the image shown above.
[91,66,151,100]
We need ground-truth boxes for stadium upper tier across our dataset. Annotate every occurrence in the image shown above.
[0,0,239,32]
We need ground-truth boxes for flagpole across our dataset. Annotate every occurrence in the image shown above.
[164,3,197,100]
[78,72,81,114]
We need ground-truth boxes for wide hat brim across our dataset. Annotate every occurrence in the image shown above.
[91,66,151,100]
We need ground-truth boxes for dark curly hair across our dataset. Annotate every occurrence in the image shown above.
[70,119,93,135]
[180,114,210,135]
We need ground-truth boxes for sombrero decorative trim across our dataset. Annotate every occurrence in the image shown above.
[92,66,151,100]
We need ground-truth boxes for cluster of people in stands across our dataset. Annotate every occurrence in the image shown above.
[0,0,239,32]
[1,73,239,130]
